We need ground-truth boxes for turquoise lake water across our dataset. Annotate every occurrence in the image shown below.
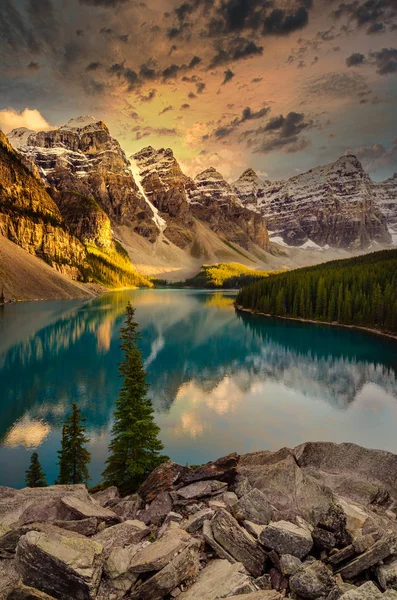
[1,289,397,488]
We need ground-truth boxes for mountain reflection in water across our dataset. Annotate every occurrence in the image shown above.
[1,289,396,488]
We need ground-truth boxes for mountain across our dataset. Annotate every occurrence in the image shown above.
[0,128,152,297]
[132,147,269,253]
[373,173,397,245]
[0,130,87,281]
[233,155,391,250]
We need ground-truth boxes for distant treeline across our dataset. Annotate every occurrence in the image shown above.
[236,250,397,335]
[154,263,278,289]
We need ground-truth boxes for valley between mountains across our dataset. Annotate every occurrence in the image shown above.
[1,115,396,301]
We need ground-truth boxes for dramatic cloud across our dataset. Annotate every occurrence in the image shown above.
[348,138,397,173]
[346,47,397,74]
[254,112,313,153]
[332,0,397,35]
[212,105,271,138]
[209,38,263,67]
[304,72,370,99]
[0,108,52,133]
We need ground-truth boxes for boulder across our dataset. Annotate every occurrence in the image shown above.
[0,522,85,555]
[294,442,397,507]
[173,480,228,503]
[336,497,369,537]
[376,556,397,590]
[238,448,333,525]
[290,560,335,599]
[223,491,238,509]
[129,540,200,600]
[137,491,173,525]
[202,519,237,563]
[233,489,275,525]
[211,509,266,577]
[178,559,256,599]
[0,556,19,598]
[59,496,119,525]
[259,520,313,558]
[327,545,356,567]
[0,485,91,527]
[103,541,149,593]
[338,581,383,599]
[93,520,149,556]
[179,453,239,486]
[91,487,119,508]
[312,526,337,550]
[52,518,98,537]
[106,496,141,520]
[317,504,352,548]
[337,534,397,579]
[129,528,192,573]
[138,461,189,503]
[233,475,252,498]
[7,583,57,600]
[185,508,214,533]
[16,529,103,600]
[279,554,302,576]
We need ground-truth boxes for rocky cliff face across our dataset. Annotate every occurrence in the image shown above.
[132,148,270,252]
[9,117,158,243]
[234,156,391,250]
[233,168,271,210]
[189,167,270,251]
[3,442,397,600]
[374,173,397,245]
[0,131,87,280]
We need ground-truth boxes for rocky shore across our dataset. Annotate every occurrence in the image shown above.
[2,442,397,599]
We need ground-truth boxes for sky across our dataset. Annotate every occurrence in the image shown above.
[0,0,397,181]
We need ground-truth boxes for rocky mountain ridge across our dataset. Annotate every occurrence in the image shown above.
[3,442,397,599]
[233,156,393,250]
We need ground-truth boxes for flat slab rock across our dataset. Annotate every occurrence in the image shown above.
[260,520,313,559]
[337,534,397,579]
[138,461,189,503]
[179,453,239,486]
[59,495,119,524]
[93,519,149,556]
[211,508,266,577]
[339,581,385,599]
[129,528,192,573]
[227,593,282,600]
[173,480,228,502]
[7,583,58,600]
[129,540,200,600]
[16,529,103,600]
[178,559,257,599]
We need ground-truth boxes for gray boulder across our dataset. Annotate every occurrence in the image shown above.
[103,540,150,593]
[16,529,103,600]
[178,559,256,599]
[185,508,214,533]
[290,560,335,599]
[129,540,200,600]
[279,553,302,576]
[59,496,119,524]
[376,555,397,590]
[260,520,313,558]
[227,593,282,600]
[173,480,228,502]
[129,528,192,573]
[137,491,173,525]
[211,508,266,577]
[52,518,98,537]
[91,487,119,508]
[202,519,237,563]
[338,581,383,599]
[93,520,149,557]
[233,488,275,525]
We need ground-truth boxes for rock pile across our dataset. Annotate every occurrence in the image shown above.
[2,442,397,599]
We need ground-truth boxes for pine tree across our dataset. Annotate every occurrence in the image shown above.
[56,404,91,485]
[102,302,168,495]
[25,452,47,487]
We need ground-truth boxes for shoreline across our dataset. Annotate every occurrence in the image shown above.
[235,304,397,342]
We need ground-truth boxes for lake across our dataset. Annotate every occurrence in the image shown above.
[1,289,397,489]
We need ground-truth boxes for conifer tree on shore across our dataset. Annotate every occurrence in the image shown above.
[102,302,167,495]
[25,452,47,488]
[56,403,91,485]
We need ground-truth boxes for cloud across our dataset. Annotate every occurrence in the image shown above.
[304,72,370,99]
[248,111,313,154]
[209,38,263,68]
[27,61,41,71]
[130,125,182,140]
[348,138,397,173]
[212,104,271,138]
[346,52,366,67]
[86,61,102,71]
[0,107,52,134]
[222,69,235,84]
[79,0,128,6]
[346,47,397,74]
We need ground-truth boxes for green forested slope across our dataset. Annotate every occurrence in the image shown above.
[236,250,397,334]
